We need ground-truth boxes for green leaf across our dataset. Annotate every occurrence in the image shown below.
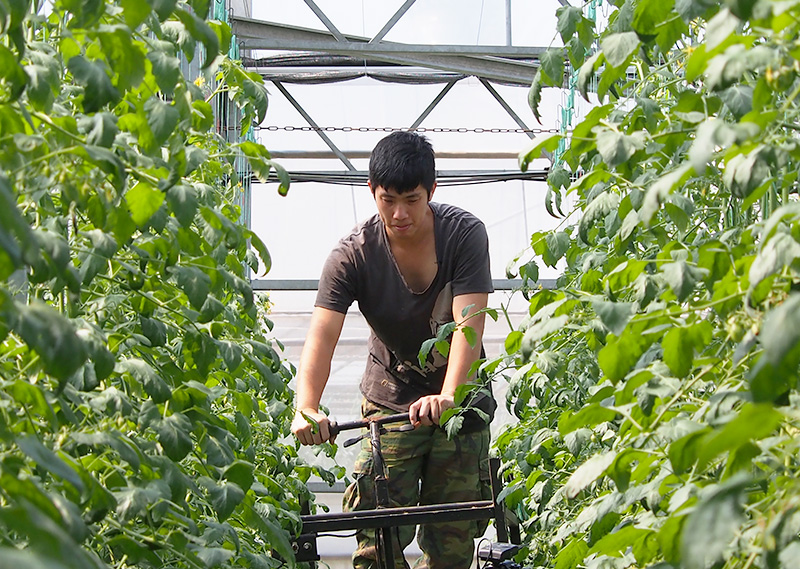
[147,50,181,95]
[705,7,740,51]
[155,412,193,461]
[115,484,166,521]
[119,358,171,403]
[126,181,165,227]
[83,145,126,189]
[564,451,617,499]
[152,0,178,20]
[589,525,654,559]
[14,303,89,379]
[224,461,255,492]
[556,5,584,44]
[120,0,152,28]
[696,404,782,470]
[759,294,800,368]
[174,8,220,68]
[166,183,198,227]
[577,51,603,102]
[559,404,619,435]
[564,428,592,456]
[554,538,589,569]
[67,55,120,113]
[419,337,437,367]
[749,233,800,291]
[79,112,119,148]
[579,191,620,244]
[244,229,271,275]
[203,435,234,467]
[218,340,243,371]
[668,427,711,474]
[597,328,654,383]
[528,70,544,122]
[208,20,232,55]
[682,476,749,569]
[723,147,772,199]
[596,128,645,167]
[640,163,693,224]
[632,0,676,37]
[16,435,86,493]
[145,98,179,147]
[662,321,713,378]
[170,265,211,309]
[207,480,244,521]
[540,48,565,86]
[519,133,561,171]
[543,232,570,267]
[600,32,640,68]
[0,44,27,103]
[593,301,636,336]
[720,85,753,118]
[461,325,477,348]
[661,260,707,301]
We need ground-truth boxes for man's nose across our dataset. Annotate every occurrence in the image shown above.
[393,204,408,218]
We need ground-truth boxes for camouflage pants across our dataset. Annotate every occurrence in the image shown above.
[342,400,491,569]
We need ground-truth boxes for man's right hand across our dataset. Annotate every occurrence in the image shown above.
[291,408,335,446]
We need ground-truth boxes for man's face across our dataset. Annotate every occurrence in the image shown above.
[371,184,435,241]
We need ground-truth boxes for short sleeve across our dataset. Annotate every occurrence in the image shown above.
[451,221,493,297]
[315,243,357,314]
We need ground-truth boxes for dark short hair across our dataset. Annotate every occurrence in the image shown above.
[369,131,436,195]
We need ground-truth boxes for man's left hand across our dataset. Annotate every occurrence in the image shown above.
[409,394,455,427]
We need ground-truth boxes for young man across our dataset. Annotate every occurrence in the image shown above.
[291,131,494,569]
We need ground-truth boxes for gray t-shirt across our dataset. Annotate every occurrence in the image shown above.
[316,202,493,411]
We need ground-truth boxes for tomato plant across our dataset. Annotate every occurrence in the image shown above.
[0,1,320,567]
[496,1,800,568]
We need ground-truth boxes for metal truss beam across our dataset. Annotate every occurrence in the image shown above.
[271,81,356,171]
[301,0,346,41]
[479,78,534,139]
[371,0,417,43]
[409,80,457,130]
[231,17,541,85]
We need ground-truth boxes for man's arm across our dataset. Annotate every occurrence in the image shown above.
[291,306,346,445]
[409,292,488,427]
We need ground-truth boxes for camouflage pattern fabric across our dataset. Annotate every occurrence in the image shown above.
[342,400,491,569]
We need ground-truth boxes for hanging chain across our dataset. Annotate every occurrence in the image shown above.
[253,125,560,134]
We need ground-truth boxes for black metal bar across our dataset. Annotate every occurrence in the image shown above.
[489,457,509,543]
[331,413,409,436]
[301,500,496,533]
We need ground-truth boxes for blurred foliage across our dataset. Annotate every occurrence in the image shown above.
[0,0,337,567]
[492,0,800,567]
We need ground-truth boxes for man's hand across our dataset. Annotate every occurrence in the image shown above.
[409,394,455,427]
[291,408,335,445]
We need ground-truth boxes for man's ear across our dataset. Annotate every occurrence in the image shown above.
[368,181,376,195]
[428,182,437,201]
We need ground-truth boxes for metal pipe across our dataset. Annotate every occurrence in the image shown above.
[300,500,496,533]
[505,0,512,46]
[266,150,519,160]
[251,279,557,291]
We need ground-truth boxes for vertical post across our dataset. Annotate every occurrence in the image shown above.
[505,0,512,46]
[370,421,396,569]
[490,457,510,543]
